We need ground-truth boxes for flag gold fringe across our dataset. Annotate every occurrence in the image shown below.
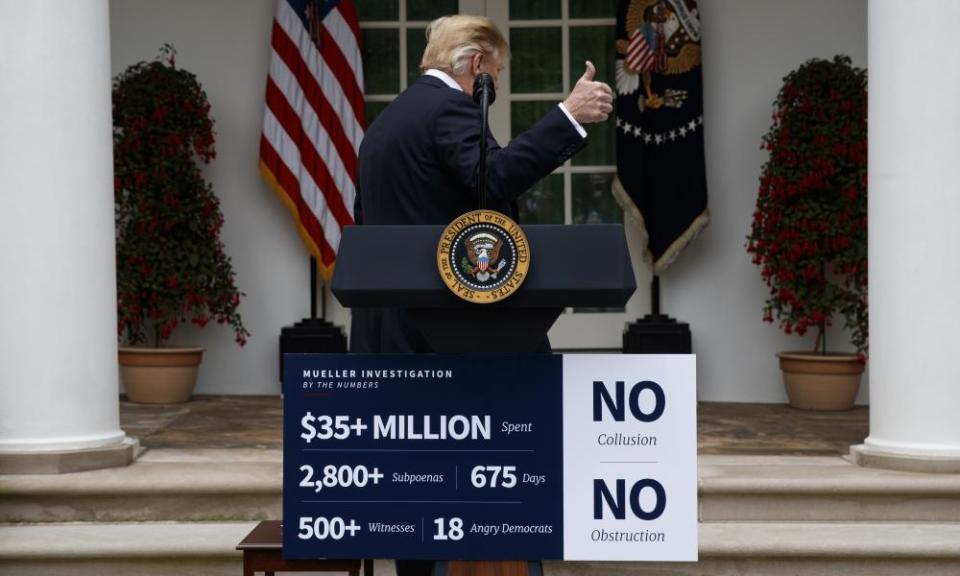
[258,159,336,281]
[612,176,710,275]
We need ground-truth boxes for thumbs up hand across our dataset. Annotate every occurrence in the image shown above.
[580,60,597,82]
[562,60,614,124]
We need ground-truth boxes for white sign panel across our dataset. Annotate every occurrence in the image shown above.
[562,354,698,561]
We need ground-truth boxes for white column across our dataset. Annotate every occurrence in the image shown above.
[0,0,128,454]
[855,0,960,471]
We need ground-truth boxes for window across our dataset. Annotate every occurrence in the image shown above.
[356,0,461,123]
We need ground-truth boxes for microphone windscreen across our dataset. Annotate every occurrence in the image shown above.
[472,73,497,106]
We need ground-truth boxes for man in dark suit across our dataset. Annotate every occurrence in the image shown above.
[351,14,614,355]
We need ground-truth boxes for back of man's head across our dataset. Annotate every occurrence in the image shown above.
[419,15,509,75]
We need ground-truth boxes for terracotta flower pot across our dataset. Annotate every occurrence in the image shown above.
[119,346,205,404]
[777,351,865,411]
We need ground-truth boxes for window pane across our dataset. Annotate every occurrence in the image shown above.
[407,27,428,86]
[572,170,625,312]
[569,0,617,18]
[511,100,556,138]
[573,114,615,166]
[569,26,616,91]
[572,173,622,224]
[407,0,457,21]
[356,0,399,21]
[518,174,564,224]
[362,29,399,94]
[510,0,561,20]
[569,26,616,165]
[510,28,562,93]
[365,101,391,126]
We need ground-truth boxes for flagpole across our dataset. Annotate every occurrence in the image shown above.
[651,275,661,317]
[321,266,326,320]
[310,256,318,320]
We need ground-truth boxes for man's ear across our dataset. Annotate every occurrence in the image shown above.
[471,52,484,75]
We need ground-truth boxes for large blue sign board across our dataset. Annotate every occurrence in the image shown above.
[283,354,697,561]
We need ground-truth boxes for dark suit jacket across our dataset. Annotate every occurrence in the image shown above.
[350,75,587,352]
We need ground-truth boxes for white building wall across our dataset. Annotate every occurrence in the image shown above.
[108,0,867,402]
[687,0,868,402]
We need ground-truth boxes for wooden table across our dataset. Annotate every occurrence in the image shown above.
[236,521,373,576]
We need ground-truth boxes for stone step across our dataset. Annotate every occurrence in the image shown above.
[2,521,959,576]
[0,520,384,576]
[5,452,960,525]
[0,449,282,523]
[0,521,255,576]
[699,455,960,522]
[548,521,960,576]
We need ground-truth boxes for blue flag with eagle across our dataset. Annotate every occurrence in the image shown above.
[613,0,708,273]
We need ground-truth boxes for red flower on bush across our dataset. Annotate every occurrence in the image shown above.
[746,56,867,354]
[114,45,249,347]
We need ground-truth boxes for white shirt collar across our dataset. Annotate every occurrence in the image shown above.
[424,69,463,92]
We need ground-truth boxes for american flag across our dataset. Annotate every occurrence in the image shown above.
[259,0,365,279]
[626,28,656,73]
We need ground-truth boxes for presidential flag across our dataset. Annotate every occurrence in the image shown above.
[613,0,708,274]
[259,0,365,279]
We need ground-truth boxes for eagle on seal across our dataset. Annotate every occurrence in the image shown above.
[465,236,504,281]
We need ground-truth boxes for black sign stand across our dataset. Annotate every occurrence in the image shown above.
[278,256,347,383]
[622,275,692,354]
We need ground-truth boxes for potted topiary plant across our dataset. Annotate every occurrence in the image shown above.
[113,45,249,403]
[746,55,867,411]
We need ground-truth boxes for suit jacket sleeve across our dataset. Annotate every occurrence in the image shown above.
[433,95,587,206]
[353,182,363,224]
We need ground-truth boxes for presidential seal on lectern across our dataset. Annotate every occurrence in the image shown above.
[437,209,529,304]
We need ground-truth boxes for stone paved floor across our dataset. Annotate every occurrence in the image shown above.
[121,396,869,455]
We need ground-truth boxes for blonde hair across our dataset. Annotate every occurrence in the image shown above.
[419,15,509,75]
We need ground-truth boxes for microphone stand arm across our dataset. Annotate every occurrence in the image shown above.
[478,89,489,210]
[473,72,495,210]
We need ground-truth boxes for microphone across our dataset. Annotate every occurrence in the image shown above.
[473,73,495,210]
[472,73,496,106]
